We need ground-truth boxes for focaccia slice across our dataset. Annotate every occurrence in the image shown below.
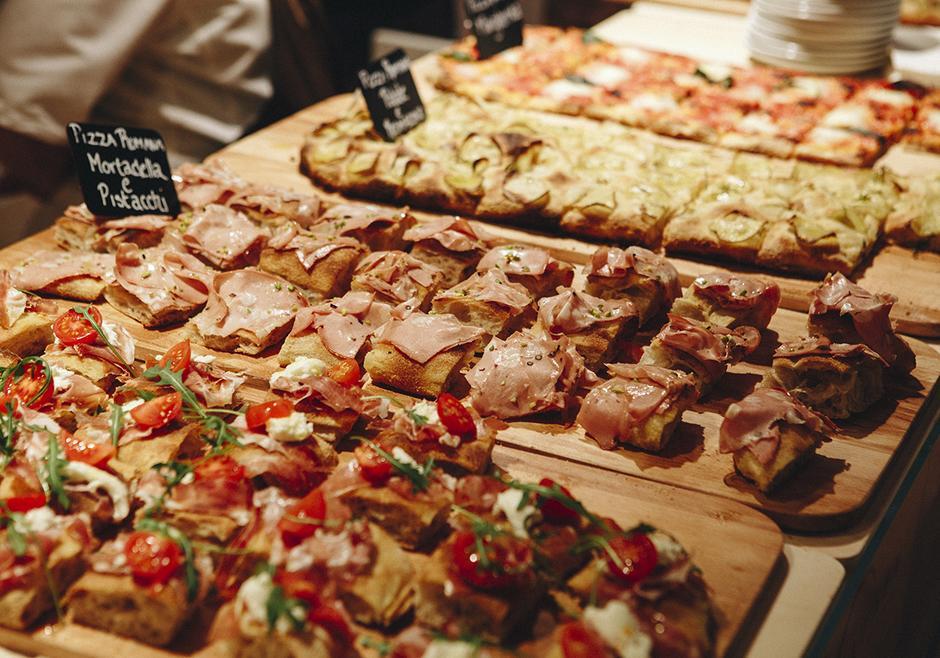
[670,270,780,329]
[584,246,680,326]
[260,225,367,299]
[431,269,534,339]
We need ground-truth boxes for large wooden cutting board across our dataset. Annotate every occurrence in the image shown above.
[0,446,783,658]
[211,91,940,338]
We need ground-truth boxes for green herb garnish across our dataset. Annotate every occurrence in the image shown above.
[45,436,70,510]
[0,397,19,468]
[451,505,510,573]
[109,402,124,448]
[144,461,195,517]
[357,438,433,492]
[73,306,132,371]
[0,357,53,408]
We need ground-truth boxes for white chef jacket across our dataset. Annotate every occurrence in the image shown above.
[0,0,273,164]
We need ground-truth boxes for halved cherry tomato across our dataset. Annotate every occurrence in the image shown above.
[53,307,102,346]
[354,444,391,485]
[245,398,293,433]
[308,603,354,643]
[325,358,361,387]
[3,359,54,409]
[193,455,247,485]
[536,477,581,526]
[276,570,321,606]
[449,530,533,590]
[159,340,192,374]
[436,393,476,441]
[278,488,327,547]
[560,621,616,658]
[2,492,47,513]
[0,395,18,416]
[604,532,658,585]
[130,392,182,429]
[124,531,182,587]
[58,429,115,470]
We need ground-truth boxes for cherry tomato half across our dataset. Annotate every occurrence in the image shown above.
[3,359,54,409]
[245,398,293,433]
[59,429,115,470]
[159,340,192,374]
[307,603,354,644]
[53,307,102,346]
[436,393,476,441]
[130,392,182,429]
[449,530,533,590]
[124,531,183,587]
[278,488,327,547]
[354,444,392,485]
[536,477,581,526]
[560,621,616,658]
[276,570,321,606]
[2,492,47,513]
[604,533,658,585]
[325,358,361,387]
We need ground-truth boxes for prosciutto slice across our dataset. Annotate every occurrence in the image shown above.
[808,273,898,364]
[311,203,404,234]
[184,361,247,407]
[290,291,391,359]
[375,311,484,364]
[538,288,637,334]
[12,250,115,291]
[352,251,441,304]
[588,246,681,298]
[719,388,826,464]
[467,329,595,419]
[435,269,532,311]
[691,271,781,310]
[193,269,306,341]
[113,243,212,313]
[0,270,28,329]
[773,335,888,365]
[182,204,266,268]
[403,216,494,252]
[578,365,696,449]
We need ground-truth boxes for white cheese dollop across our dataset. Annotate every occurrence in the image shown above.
[3,286,27,328]
[629,92,678,112]
[235,571,275,638]
[391,446,420,469]
[61,461,130,521]
[410,400,440,425]
[583,600,653,658]
[13,506,59,534]
[269,356,327,388]
[48,363,76,394]
[647,530,686,567]
[422,640,480,658]
[493,488,536,539]
[265,411,313,442]
[193,354,216,364]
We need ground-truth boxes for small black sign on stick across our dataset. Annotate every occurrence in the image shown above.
[66,122,179,218]
[465,0,524,60]
[356,49,427,142]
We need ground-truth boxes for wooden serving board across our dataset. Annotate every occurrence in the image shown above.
[0,447,783,658]
[212,90,940,339]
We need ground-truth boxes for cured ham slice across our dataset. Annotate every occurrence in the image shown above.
[403,216,495,253]
[350,251,443,307]
[435,269,532,312]
[467,329,595,419]
[266,223,360,272]
[538,288,636,334]
[110,244,212,320]
[588,246,680,298]
[192,269,306,354]
[182,204,266,269]
[691,271,780,309]
[289,291,391,359]
[577,364,697,450]
[719,387,826,465]
[374,312,484,365]
[12,250,115,300]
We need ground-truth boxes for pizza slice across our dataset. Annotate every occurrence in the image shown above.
[720,386,830,492]
[179,204,267,270]
[476,244,574,298]
[268,357,364,440]
[43,307,136,390]
[431,268,534,340]
[885,172,940,252]
[53,204,170,253]
[12,250,115,302]
[0,271,56,357]
[404,216,497,287]
[670,271,781,329]
[308,203,415,252]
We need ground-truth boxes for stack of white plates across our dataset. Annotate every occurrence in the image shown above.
[747,0,900,74]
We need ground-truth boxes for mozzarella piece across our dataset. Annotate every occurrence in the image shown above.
[792,76,827,98]
[265,411,313,442]
[739,113,778,135]
[391,446,420,469]
[697,63,732,83]
[61,461,130,521]
[865,87,913,107]
[410,400,440,425]
[925,109,940,132]
[581,63,629,87]
[3,286,26,328]
[542,78,594,100]
[617,46,651,64]
[269,356,327,388]
[822,105,871,131]
[583,600,653,658]
[193,354,216,364]
[48,363,76,394]
[14,506,59,534]
[493,488,536,539]
[422,640,480,658]
[629,93,678,112]
[647,530,686,566]
[235,572,275,638]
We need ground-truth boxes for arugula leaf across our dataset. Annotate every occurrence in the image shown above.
[265,581,307,634]
[0,397,19,467]
[357,438,433,492]
[404,407,430,426]
[359,636,391,655]
[451,505,510,573]
[141,365,241,452]
[0,505,63,619]
[136,518,200,601]
[73,306,132,370]
[0,506,27,557]
[109,402,124,448]
[45,436,70,510]
[502,478,606,530]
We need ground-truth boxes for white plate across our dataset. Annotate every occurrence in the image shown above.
[754,1,899,21]
[750,16,895,44]
[749,50,890,74]
[748,28,893,56]
[755,0,899,16]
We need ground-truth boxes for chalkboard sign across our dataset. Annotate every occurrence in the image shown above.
[356,49,427,142]
[66,122,180,217]
[465,0,524,60]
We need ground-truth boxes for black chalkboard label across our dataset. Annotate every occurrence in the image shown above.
[356,49,427,142]
[465,0,524,60]
[66,122,180,217]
